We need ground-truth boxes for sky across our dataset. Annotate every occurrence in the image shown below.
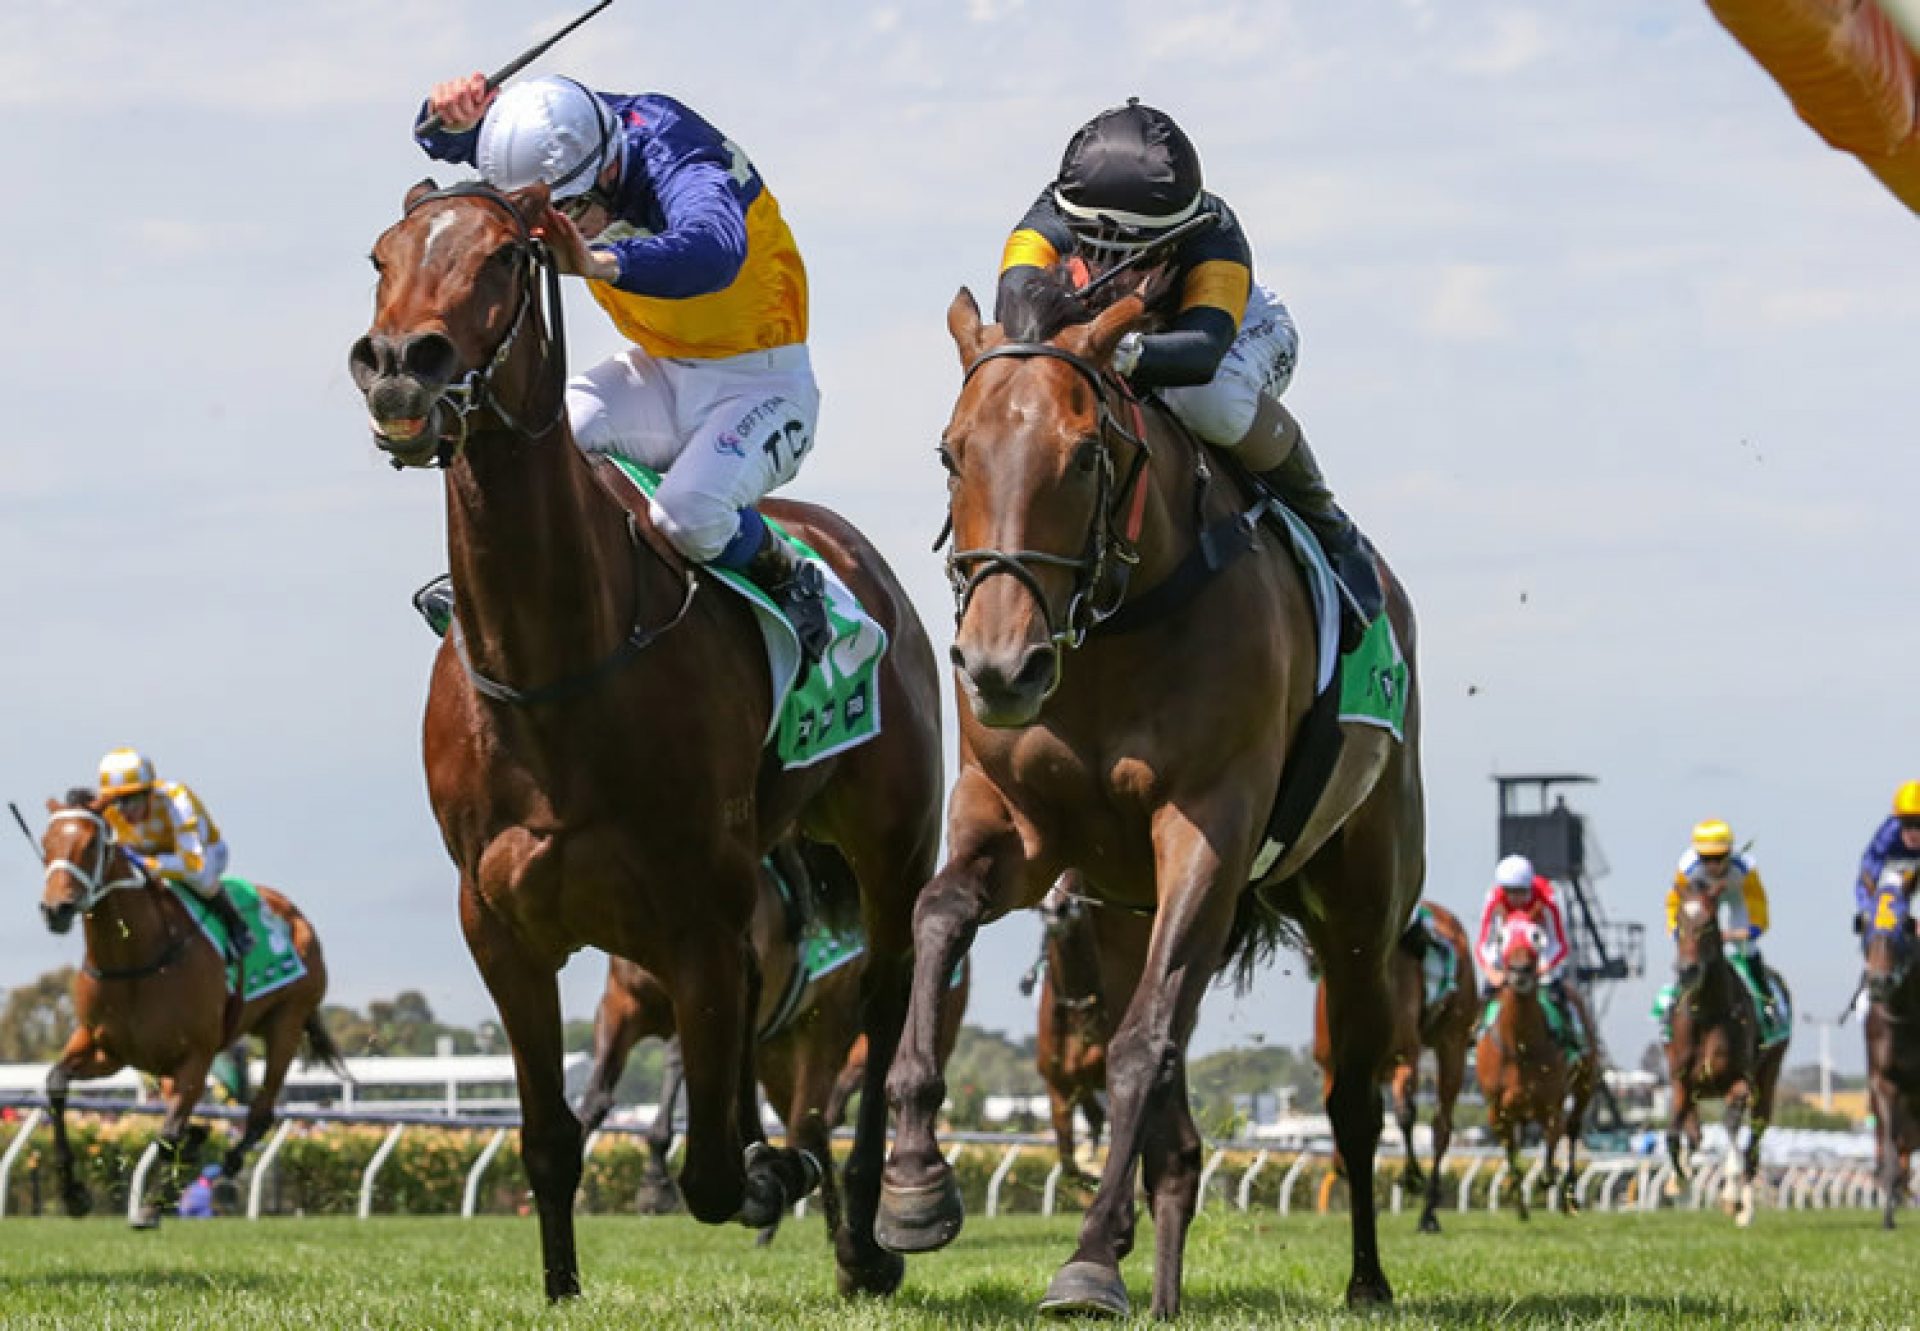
[1,0,1914,1076]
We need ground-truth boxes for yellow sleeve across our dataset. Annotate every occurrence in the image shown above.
[1665,879,1682,935]
[1178,259,1252,324]
[1742,868,1770,934]
[1000,228,1059,275]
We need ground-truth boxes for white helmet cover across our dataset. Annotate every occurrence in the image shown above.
[475,76,618,201]
[1494,854,1536,891]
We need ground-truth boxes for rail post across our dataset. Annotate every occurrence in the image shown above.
[126,1140,162,1225]
[1520,1159,1546,1213]
[1277,1151,1312,1216]
[1195,1148,1227,1214]
[1041,1162,1064,1217]
[1237,1149,1269,1212]
[461,1128,510,1218]
[1457,1155,1483,1214]
[0,1107,46,1219]
[246,1120,295,1220]
[1486,1160,1511,1214]
[985,1144,1022,1218]
[358,1124,406,1220]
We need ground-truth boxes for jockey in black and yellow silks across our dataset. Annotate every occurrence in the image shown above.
[994,99,1382,626]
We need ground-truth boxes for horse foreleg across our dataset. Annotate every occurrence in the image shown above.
[668,933,756,1228]
[462,888,581,1300]
[879,789,1025,1256]
[578,981,646,1137]
[226,1009,301,1177]
[1141,1057,1204,1321]
[836,945,910,1297]
[1421,1040,1464,1234]
[1048,1084,1081,1180]
[1319,928,1398,1299]
[46,1032,120,1218]
[1040,810,1244,1320]
[1721,1082,1751,1216]
[637,1039,685,1214]
[778,1042,845,1248]
[135,1053,214,1228]
[1666,1079,1695,1191]
[1390,1058,1422,1192]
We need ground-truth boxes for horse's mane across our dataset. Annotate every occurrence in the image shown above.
[997,262,1168,343]
[62,787,96,809]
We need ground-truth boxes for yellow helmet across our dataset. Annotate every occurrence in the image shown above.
[97,748,156,799]
[1894,782,1920,819]
[1691,819,1734,857]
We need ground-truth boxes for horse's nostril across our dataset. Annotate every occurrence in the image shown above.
[401,332,459,387]
[1012,646,1057,694]
[348,335,385,392]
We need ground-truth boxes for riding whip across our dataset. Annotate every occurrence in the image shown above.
[1074,211,1220,304]
[414,0,617,137]
[8,801,43,864]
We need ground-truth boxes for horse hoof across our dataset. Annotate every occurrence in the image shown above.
[1417,1211,1441,1235]
[876,1173,964,1254]
[737,1171,788,1231]
[62,1187,93,1220]
[1038,1261,1130,1318]
[635,1175,683,1215]
[835,1244,906,1299]
[1345,1274,1395,1308]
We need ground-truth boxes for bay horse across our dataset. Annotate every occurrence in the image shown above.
[1020,873,1153,1183]
[1664,881,1788,1227]
[1314,899,1474,1233]
[877,275,1425,1318]
[578,840,970,1248]
[350,182,942,1300]
[35,792,342,1221]
[1473,918,1594,1220]
[1860,870,1919,1229]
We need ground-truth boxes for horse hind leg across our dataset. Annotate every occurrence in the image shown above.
[1390,1059,1424,1192]
[1420,1039,1464,1234]
[1721,1084,1751,1220]
[1140,1058,1204,1321]
[1318,929,1399,1300]
[637,1039,686,1215]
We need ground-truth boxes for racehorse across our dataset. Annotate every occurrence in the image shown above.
[350,182,943,1300]
[1473,918,1594,1220]
[1664,881,1789,1227]
[1314,900,1474,1233]
[1860,871,1920,1229]
[1019,873,1154,1184]
[35,792,342,1222]
[877,273,1425,1317]
[578,841,970,1247]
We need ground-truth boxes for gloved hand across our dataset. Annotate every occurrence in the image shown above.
[1110,331,1145,378]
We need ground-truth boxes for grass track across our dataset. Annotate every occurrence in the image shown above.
[0,1210,1914,1328]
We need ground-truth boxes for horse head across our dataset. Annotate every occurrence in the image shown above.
[1864,869,1916,1005]
[38,790,147,934]
[938,266,1161,727]
[1039,879,1089,940]
[349,180,563,469]
[1672,886,1723,993]
[1498,918,1542,995]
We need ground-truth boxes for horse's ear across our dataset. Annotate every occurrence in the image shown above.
[1080,294,1148,367]
[508,183,552,225]
[44,797,58,814]
[404,178,440,210]
[948,287,987,369]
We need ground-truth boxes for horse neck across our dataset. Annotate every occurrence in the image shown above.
[1124,407,1199,589]
[81,882,174,973]
[1497,979,1550,1044]
[443,344,654,690]
[1048,922,1104,1008]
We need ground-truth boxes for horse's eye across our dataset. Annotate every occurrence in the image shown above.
[1073,439,1101,474]
[368,253,384,274]
[936,443,958,476]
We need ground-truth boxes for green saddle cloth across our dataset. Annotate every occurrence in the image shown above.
[608,459,888,769]
[169,877,307,999]
[1479,990,1584,1056]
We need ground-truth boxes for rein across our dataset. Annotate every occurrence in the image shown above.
[399,183,569,467]
[43,809,189,983]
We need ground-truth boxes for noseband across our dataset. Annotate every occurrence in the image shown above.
[943,343,1152,652]
[43,809,147,915]
[394,184,569,466]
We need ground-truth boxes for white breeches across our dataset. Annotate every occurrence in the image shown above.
[1158,284,1298,445]
[567,343,821,562]
[180,841,230,901]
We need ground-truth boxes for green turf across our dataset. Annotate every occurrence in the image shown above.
[0,1210,1913,1328]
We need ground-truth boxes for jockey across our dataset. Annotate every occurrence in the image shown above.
[1474,854,1585,1048]
[96,748,253,959]
[993,99,1382,628]
[412,73,830,664]
[1854,781,1920,923]
[1659,819,1782,1041]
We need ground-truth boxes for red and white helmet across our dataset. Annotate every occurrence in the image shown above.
[1494,853,1537,899]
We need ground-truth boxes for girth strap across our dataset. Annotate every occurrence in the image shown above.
[1086,507,1261,638]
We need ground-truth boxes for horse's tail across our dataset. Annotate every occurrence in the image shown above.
[1221,882,1308,996]
[301,1011,352,1081]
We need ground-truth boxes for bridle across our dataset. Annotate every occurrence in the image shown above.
[942,343,1153,657]
[43,808,148,916]
[391,183,569,468]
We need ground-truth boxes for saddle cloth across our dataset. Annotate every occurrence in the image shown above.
[170,877,306,1000]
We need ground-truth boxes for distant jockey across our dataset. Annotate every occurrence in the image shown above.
[411,72,830,664]
[1656,819,1787,1045]
[1475,854,1587,1051]
[1855,781,1920,922]
[96,748,253,960]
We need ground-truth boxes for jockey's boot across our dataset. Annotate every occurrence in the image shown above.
[413,574,454,638]
[743,526,832,670]
[206,888,254,963]
[1247,400,1385,641]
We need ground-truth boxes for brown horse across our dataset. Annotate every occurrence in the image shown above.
[1314,900,1474,1233]
[35,792,342,1221]
[578,841,970,1249]
[1021,874,1147,1181]
[1665,882,1788,1227]
[1860,872,1918,1228]
[1473,919,1595,1220]
[877,275,1424,1318]
[350,182,942,1300]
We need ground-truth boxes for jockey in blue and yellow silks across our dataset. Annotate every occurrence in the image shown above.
[412,73,829,662]
[1855,781,1920,921]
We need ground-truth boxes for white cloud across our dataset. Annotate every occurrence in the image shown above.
[1454,10,1552,76]
[1420,263,1510,339]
